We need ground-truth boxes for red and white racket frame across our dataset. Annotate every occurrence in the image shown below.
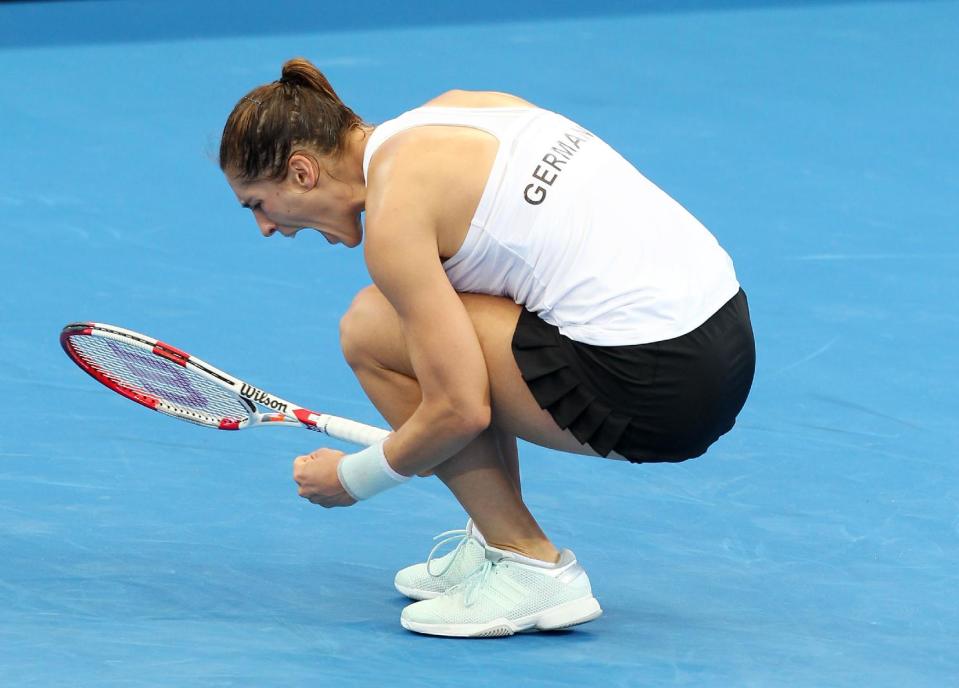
[60,321,390,447]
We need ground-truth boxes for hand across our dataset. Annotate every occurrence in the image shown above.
[292,448,357,508]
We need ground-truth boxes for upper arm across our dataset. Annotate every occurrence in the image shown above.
[363,140,490,422]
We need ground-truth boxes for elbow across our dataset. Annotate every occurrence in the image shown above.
[431,400,491,440]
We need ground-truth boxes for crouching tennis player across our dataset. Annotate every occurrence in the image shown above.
[219,58,755,638]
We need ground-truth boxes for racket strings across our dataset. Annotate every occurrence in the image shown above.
[68,335,251,422]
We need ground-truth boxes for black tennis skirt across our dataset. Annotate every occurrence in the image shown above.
[511,289,755,463]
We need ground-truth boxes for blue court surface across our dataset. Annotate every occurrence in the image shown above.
[2,0,957,685]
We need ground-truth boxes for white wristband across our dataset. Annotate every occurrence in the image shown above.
[337,439,410,501]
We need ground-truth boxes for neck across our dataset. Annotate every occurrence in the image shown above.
[344,124,375,209]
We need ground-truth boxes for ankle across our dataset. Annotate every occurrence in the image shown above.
[487,539,560,564]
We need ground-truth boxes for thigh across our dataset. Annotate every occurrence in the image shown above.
[344,285,604,458]
[459,293,604,457]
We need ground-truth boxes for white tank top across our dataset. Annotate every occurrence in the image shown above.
[362,105,740,346]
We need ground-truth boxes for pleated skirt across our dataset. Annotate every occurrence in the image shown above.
[511,289,756,463]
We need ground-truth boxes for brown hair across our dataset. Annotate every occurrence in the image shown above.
[219,57,363,182]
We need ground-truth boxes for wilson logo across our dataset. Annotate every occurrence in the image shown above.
[240,384,288,413]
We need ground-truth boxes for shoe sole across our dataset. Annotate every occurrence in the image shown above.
[400,595,603,638]
[394,581,444,601]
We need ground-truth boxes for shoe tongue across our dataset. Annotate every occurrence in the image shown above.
[466,519,488,547]
[483,546,506,564]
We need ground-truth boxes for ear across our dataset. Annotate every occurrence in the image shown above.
[287,152,319,191]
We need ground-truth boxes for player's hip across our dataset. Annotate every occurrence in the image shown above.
[511,288,756,462]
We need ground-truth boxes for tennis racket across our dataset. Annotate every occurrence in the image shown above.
[60,321,390,446]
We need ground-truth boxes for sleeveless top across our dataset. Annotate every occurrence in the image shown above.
[362,105,740,346]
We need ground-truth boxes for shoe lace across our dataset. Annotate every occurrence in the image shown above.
[458,560,495,607]
[425,529,471,578]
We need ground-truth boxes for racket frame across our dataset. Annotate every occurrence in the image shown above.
[60,321,390,445]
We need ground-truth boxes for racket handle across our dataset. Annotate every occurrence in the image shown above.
[296,410,391,446]
[326,416,391,446]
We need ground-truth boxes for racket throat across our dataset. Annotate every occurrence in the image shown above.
[294,408,327,432]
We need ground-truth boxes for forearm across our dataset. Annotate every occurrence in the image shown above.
[383,399,490,477]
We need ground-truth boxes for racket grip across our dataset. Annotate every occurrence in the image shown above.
[298,411,391,446]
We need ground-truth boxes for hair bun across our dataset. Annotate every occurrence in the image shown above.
[275,57,340,101]
[279,57,319,90]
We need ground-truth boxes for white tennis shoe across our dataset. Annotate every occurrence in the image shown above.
[394,520,488,601]
[400,546,602,638]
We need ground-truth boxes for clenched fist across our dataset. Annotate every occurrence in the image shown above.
[292,448,357,508]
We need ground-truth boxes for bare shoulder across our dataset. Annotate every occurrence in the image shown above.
[425,89,537,109]
[365,90,532,257]
[366,89,534,183]
[364,128,451,204]
[365,102,508,259]
[364,132,435,217]
[367,90,530,183]
[363,128,467,239]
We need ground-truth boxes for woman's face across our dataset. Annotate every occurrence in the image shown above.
[226,152,364,247]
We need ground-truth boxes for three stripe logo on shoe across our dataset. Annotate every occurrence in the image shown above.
[482,570,529,609]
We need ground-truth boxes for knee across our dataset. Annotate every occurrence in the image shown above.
[339,285,384,369]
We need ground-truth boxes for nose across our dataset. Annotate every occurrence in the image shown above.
[252,208,277,238]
